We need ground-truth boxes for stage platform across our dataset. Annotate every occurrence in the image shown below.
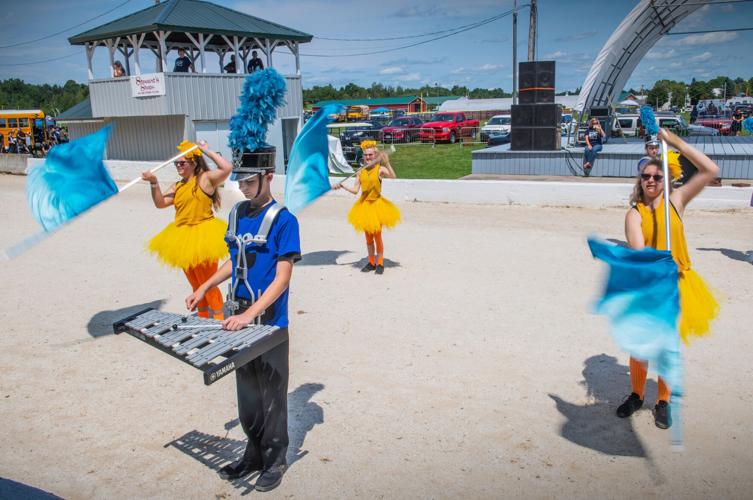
[472,136,753,179]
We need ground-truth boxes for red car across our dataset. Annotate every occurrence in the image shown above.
[694,114,732,135]
[418,112,480,143]
[381,116,424,143]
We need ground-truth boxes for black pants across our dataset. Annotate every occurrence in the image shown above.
[234,311,289,468]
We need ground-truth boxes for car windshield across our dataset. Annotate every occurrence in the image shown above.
[433,114,455,121]
[487,117,510,125]
[388,119,410,126]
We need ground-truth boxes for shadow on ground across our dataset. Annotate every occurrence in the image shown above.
[549,354,656,458]
[165,383,324,494]
[87,299,166,338]
[299,250,401,269]
[697,247,753,265]
[0,478,61,499]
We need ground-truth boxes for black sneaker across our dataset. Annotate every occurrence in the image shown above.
[654,400,671,429]
[375,265,384,275]
[361,263,376,272]
[255,465,286,492]
[218,458,262,480]
[616,392,643,418]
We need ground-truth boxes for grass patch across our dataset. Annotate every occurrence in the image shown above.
[387,143,487,179]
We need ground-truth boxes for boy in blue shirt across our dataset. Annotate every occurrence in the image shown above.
[186,162,300,492]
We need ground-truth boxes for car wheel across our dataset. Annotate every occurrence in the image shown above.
[449,131,456,144]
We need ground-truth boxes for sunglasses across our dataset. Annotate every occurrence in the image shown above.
[640,173,664,182]
[174,160,189,166]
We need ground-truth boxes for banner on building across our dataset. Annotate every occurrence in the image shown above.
[130,73,166,97]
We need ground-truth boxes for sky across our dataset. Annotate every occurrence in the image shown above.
[1,0,752,93]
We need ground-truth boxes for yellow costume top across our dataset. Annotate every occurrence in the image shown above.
[147,175,228,269]
[347,164,401,233]
[635,196,719,343]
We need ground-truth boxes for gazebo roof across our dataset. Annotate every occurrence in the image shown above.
[68,0,313,45]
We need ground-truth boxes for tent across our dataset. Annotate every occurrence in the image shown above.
[620,99,640,106]
[372,107,390,113]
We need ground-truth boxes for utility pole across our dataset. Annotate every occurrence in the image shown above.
[527,0,537,62]
[512,0,518,104]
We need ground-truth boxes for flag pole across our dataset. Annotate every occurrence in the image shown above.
[660,138,672,252]
[118,144,199,192]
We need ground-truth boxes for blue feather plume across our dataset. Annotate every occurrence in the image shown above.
[640,105,658,135]
[743,116,753,134]
[228,69,287,152]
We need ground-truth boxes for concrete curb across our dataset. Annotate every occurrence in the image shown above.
[19,158,753,210]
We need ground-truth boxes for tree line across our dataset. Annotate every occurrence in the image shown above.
[0,79,89,116]
[639,76,753,109]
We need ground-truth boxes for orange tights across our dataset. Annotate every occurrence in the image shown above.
[630,357,671,403]
[183,261,224,320]
[365,231,384,265]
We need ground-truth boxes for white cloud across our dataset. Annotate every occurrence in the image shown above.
[676,31,738,46]
[397,72,421,82]
[478,63,503,71]
[379,66,403,75]
[646,48,677,60]
[669,61,684,69]
[450,67,465,74]
[545,50,567,59]
[690,51,713,62]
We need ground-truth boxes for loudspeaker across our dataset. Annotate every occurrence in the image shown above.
[519,88,555,104]
[518,60,556,96]
[512,104,561,127]
[519,63,537,90]
[510,126,561,151]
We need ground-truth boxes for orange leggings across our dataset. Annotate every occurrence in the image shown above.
[365,231,384,265]
[630,357,671,403]
[183,261,224,320]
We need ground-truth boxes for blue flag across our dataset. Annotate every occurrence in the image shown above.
[284,104,342,215]
[27,126,117,232]
[588,237,684,445]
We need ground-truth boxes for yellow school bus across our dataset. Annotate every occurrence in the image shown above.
[0,109,45,149]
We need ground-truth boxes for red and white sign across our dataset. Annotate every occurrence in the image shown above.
[130,73,166,97]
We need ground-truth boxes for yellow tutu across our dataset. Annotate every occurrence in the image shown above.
[348,197,401,233]
[678,269,719,344]
[148,217,228,269]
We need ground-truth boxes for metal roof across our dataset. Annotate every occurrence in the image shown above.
[57,97,93,120]
[313,96,422,108]
[576,0,701,112]
[68,0,313,44]
[423,95,463,105]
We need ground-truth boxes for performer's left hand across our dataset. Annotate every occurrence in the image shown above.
[197,139,209,152]
[222,314,251,331]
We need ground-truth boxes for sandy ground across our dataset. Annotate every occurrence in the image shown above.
[0,174,752,499]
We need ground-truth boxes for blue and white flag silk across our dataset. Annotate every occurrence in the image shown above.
[284,104,342,215]
[27,126,117,232]
[588,237,684,446]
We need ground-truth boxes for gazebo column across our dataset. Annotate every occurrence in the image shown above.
[285,41,300,75]
[153,31,171,72]
[118,43,133,75]
[85,42,96,79]
[186,33,213,73]
[127,33,145,75]
[265,39,277,68]
[105,37,120,75]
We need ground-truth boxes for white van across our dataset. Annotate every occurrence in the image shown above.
[612,114,640,137]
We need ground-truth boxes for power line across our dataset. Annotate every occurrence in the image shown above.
[302,6,528,58]
[0,51,80,67]
[0,0,132,49]
[314,8,528,42]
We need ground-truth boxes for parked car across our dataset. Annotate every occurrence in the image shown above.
[687,123,719,136]
[382,116,424,143]
[480,115,511,141]
[612,114,641,137]
[486,131,511,146]
[339,121,384,146]
[418,112,480,143]
[694,112,732,135]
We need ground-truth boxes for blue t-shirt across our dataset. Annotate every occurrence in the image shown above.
[227,201,301,328]
[587,129,602,146]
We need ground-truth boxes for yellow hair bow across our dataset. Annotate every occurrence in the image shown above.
[176,140,202,159]
[360,139,377,150]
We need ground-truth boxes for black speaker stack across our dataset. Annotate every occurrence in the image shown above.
[511,61,561,151]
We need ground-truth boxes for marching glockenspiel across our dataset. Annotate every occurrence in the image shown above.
[113,308,287,385]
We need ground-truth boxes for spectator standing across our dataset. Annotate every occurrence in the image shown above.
[223,55,237,74]
[730,109,743,136]
[173,48,194,73]
[248,50,264,73]
[690,105,698,124]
